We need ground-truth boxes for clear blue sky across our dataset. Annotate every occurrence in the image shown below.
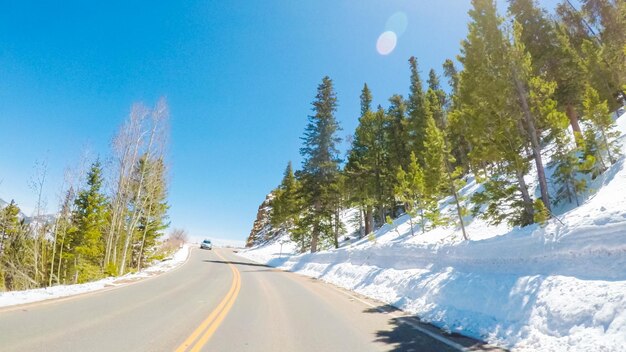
[0,0,561,241]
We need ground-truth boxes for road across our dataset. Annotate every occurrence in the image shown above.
[0,248,504,351]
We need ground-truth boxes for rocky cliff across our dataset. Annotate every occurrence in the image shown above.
[246,193,283,248]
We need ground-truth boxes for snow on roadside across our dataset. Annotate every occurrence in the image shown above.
[240,112,626,351]
[0,244,191,308]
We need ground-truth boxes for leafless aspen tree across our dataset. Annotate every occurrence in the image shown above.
[107,98,169,275]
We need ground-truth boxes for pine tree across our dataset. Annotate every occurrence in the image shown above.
[582,126,606,178]
[509,20,557,213]
[271,161,300,230]
[386,94,410,176]
[132,156,169,270]
[299,76,342,253]
[0,201,25,290]
[394,152,426,235]
[510,0,587,137]
[360,83,373,116]
[345,84,376,236]
[580,0,625,108]
[427,69,447,128]
[550,131,587,206]
[422,107,446,200]
[458,0,535,225]
[70,160,109,283]
[533,198,550,226]
[443,59,471,173]
[421,109,446,227]
[508,0,559,76]
[407,56,428,162]
[50,187,77,285]
[582,85,622,166]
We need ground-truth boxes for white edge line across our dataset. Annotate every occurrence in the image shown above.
[231,250,468,352]
[312,280,468,352]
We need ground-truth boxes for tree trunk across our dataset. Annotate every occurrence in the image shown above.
[359,207,365,238]
[600,128,615,164]
[333,209,340,249]
[310,224,319,253]
[364,206,373,236]
[512,73,551,212]
[515,168,534,225]
[443,135,468,241]
[566,104,582,141]
[310,200,321,253]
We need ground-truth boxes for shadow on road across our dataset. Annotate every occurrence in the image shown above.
[365,305,508,352]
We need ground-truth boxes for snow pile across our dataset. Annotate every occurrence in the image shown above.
[240,113,626,351]
[0,244,191,308]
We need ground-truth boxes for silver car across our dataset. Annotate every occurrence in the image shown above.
[200,239,213,250]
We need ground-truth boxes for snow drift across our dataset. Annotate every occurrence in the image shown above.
[241,112,626,351]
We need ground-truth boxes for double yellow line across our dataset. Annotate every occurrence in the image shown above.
[175,250,241,352]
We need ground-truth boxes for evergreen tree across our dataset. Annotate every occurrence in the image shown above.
[509,20,557,213]
[345,106,391,228]
[360,83,373,116]
[407,56,428,162]
[0,201,27,290]
[394,153,426,235]
[386,94,410,184]
[533,198,550,225]
[50,187,77,285]
[132,156,169,270]
[421,109,446,227]
[582,85,622,166]
[457,0,535,225]
[508,0,559,76]
[426,72,447,130]
[582,126,606,178]
[550,131,587,206]
[580,0,625,108]
[422,106,446,199]
[510,0,586,136]
[271,161,301,230]
[443,59,471,172]
[70,160,109,283]
[298,76,342,253]
[345,84,375,236]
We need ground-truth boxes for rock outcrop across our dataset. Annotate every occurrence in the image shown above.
[246,193,282,248]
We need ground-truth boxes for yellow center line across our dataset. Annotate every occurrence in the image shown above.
[175,250,241,352]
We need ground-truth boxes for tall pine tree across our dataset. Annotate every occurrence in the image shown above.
[299,76,342,253]
[69,160,108,283]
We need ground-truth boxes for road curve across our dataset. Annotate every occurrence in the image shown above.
[0,248,504,351]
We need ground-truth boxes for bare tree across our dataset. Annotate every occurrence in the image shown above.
[28,158,48,285]
[169,228,188,246]
[48,158,87,286]
[106,98,169,275]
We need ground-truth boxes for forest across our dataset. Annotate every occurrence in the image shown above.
[0,100,171,291]
[268,0,625,253]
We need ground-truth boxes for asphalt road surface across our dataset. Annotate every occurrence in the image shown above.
[0,248,505,351]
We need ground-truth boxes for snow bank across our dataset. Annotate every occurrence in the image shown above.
[240,113,626,351]
[0,244,191,308]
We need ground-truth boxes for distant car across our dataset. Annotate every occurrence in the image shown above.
[200,239,213,250]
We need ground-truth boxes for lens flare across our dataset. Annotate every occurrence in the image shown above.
[376,31,397,55]
[385,12,408,36]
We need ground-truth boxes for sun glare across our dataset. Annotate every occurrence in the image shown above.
[386,12,408,36]
[376,31,397,55]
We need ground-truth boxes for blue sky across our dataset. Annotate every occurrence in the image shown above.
[0,0,562,241]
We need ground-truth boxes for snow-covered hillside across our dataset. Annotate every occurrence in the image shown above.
[241,112,626,351]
